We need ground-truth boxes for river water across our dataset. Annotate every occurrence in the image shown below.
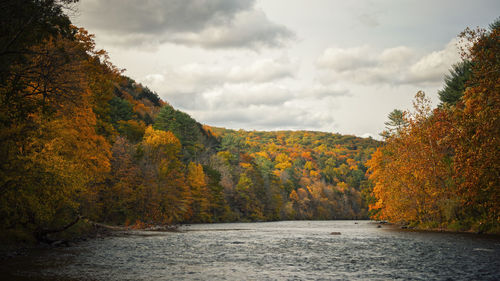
[2,221,499,280]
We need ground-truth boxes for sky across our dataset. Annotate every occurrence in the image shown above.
[71,0,499,139]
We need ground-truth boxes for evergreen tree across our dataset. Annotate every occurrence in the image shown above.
[438,61,473,106]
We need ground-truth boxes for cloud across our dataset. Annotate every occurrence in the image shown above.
[316,45,377,72]
[316,39,461,86]
[138,56,348,132]
[202,83,292,109]
[146,82,294,111]
[192,102,338,131]
[227,57,295,82]
[141,57,296,104]
[81,0,251,33]
[141,61,349,111]
[406,40,462,84]
[169,9,294,49]
[79,0,294,49]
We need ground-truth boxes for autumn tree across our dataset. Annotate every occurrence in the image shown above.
[98,137,140,224]
[232,173,264,220]
[0,27,113,240]
[138,126,189,225]
[452,22,500,231]
[368,92,456,226]
[367,19,499,233]
[186,162,210,222]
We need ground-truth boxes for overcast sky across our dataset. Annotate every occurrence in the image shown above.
[71,0,499,139]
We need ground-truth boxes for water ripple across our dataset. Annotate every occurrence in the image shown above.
[3,221,500,281]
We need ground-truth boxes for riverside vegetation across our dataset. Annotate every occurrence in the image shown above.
[0,1,498,244]
[368,20,500,233]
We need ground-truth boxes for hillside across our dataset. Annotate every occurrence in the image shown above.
[100,88,381,223]
[0,0,380,242]
[207,128,379,220]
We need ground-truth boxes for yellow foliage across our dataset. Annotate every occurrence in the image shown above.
[240,162,252,169]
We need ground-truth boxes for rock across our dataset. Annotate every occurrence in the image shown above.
[377,225,382,228]
[330,232,341,235]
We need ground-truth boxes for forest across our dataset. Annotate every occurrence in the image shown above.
[368,20,499,233]
[1,0,498,244]
[0,0,380,242]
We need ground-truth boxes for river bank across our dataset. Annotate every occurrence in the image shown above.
[383,220,500,236]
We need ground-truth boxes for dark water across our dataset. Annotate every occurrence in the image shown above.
[2,221,500,280]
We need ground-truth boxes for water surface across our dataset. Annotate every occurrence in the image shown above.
[2,221,499,280]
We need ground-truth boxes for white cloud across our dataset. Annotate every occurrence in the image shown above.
[191,100,338,131]
[406,40,462,84]
[379,46,415,65]
[316,45,376,72]
[141,57,296,101]
[227,57,295,82]
[202,83,292,109]
[316,39,461,86]
[139,57,349,132]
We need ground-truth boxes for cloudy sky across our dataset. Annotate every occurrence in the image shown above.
[71,0,499,139]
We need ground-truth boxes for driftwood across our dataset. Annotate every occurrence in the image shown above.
[87,220,130,231]
[35,215,82,243]
[35,215,180,243]
[35,216,132,244]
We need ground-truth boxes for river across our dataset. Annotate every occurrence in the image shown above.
[2,221,499,280]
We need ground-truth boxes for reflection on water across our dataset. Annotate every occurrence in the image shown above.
[2,221,500,280]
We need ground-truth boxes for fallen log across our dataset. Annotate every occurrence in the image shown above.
[86,220,130,231]
[35,215,82,243]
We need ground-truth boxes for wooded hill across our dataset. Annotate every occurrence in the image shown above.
[0,0,380,242]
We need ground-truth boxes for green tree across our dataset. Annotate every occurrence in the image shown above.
[438,61,473,107]
[381,109,407,138]
[153,104,203,160]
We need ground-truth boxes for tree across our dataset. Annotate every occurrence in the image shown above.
[99,136,145,224]
[438,61,473,107]
[186,162,210,222]
[0,0,77,81]
[139,126,189,225]
[368,92,456,226]
[366,19,499,233]
[381,109,407,138]
[452,22,500,230]
[0,25,115,239]
[153,104,203,160]
[232,173,263,220]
